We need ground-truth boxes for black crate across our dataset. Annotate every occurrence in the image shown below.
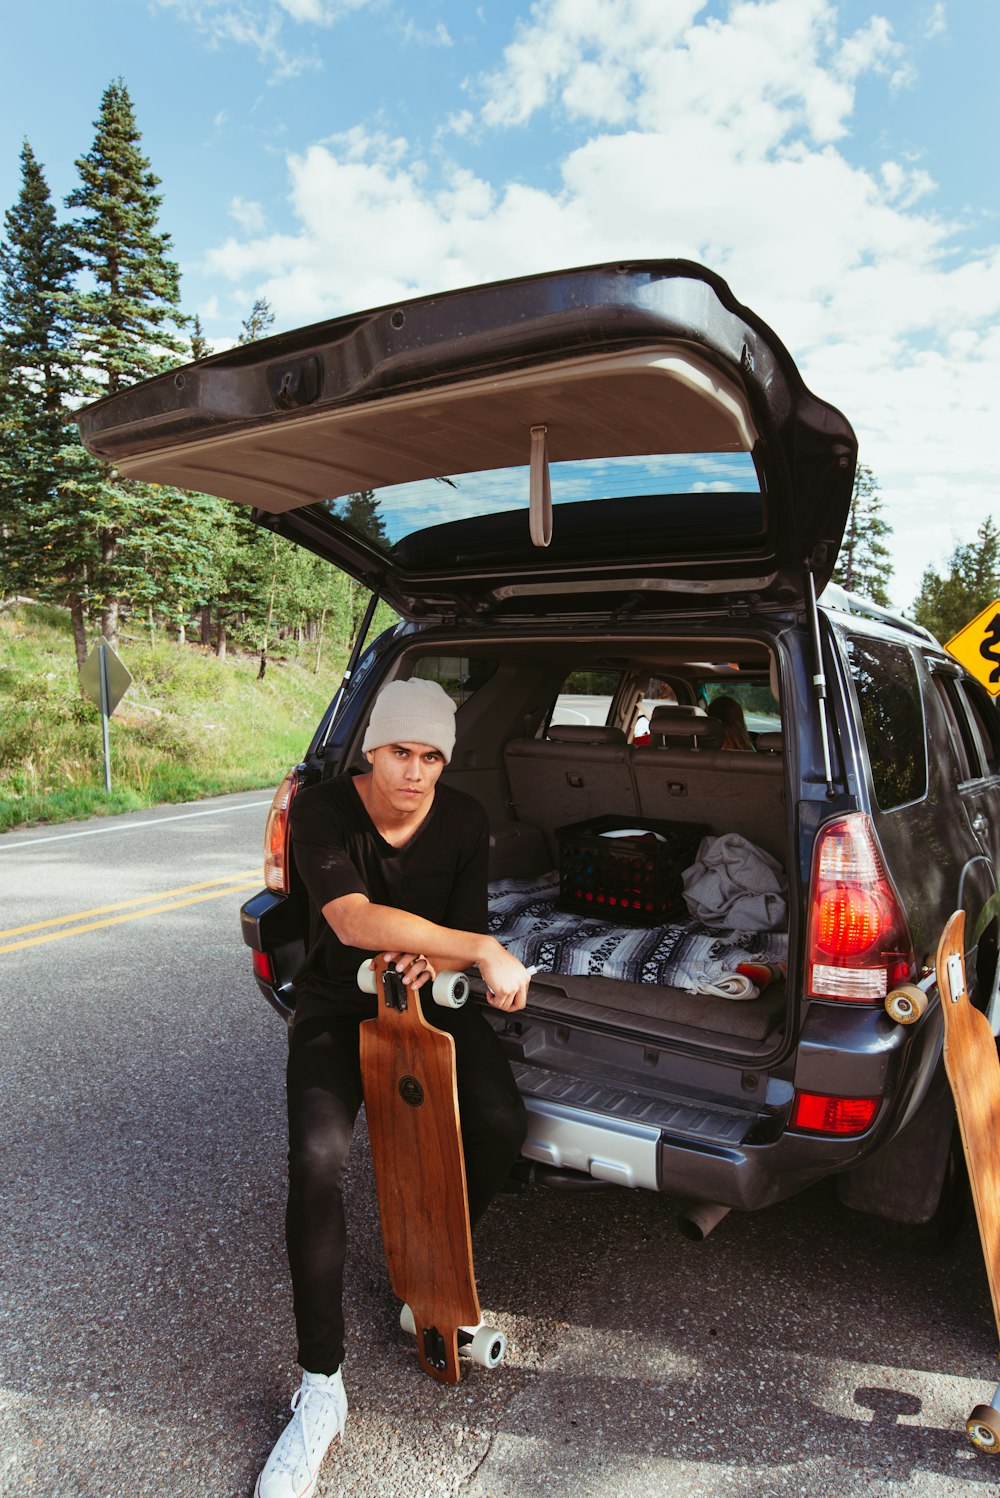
[555,815,708,926]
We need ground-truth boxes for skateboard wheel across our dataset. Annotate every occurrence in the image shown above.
[967,1405,1000,1452]
[401,1305,505,1369]
[468,1324,506,1369]
[357,959,378,995]
[432,971,469,1009]
[885,984,928,1025]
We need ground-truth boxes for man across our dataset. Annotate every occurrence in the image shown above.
[256,677,531,1498]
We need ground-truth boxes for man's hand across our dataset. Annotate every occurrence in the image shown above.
[381,951,437,988]
[479,945,532,1012]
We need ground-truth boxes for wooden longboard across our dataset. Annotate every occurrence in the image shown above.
[359,956,480,1384]
[937,911,1000,1339]
[936,911,1000,1452]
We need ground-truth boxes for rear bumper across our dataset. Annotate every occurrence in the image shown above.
[515,1074,918,1210]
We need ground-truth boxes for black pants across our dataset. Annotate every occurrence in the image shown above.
[285,998,528,1375]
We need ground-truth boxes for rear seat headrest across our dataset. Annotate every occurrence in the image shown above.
[648,703,705,719]
[647,709,724,749]
[755,732,783,753]
[546,723,627,745]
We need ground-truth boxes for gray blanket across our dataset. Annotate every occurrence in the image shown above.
[682,833,788,931]
[487,874,787,991]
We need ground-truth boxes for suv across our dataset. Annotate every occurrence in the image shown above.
[79,260,1000,1234]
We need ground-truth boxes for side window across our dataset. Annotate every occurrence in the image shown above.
[549,669,624,729]
[960,679,1000,776]
[844,635,928,810]
[412,655,498,707]
[931,672,975,781]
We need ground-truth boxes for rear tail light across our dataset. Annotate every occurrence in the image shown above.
[806,813,914,1002]
[264,767,301,895]
[252,949,275,984]
[790,1091,880,1135]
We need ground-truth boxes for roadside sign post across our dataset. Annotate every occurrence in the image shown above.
[78,639,133,792]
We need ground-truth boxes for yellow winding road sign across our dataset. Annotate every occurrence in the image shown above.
[946,599,1000,697]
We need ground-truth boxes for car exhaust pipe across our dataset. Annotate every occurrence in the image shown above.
[676,1200,732,1241]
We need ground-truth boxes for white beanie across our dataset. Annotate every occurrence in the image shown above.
[362,678,457,763]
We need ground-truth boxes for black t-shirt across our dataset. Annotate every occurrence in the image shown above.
[289,773,490,1021]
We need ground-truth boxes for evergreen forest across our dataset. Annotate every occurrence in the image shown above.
[0,79,391,682]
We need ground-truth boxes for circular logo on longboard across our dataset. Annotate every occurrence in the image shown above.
[398,1074,424,1107]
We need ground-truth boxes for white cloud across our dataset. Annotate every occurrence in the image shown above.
[151,0,373,78]
[399,18,455,48]
[199,0,1000,610]
[228,195,268,233]
[925,3,947,41]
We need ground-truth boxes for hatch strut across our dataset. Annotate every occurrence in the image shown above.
[317,589,381,757]
[804,566,836,797]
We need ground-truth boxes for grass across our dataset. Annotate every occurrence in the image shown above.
[0,603,347,833]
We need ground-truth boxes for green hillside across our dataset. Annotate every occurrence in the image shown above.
[0,603,346,833]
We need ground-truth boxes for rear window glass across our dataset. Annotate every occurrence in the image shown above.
[550,669,624,729]
[412,655,498,707]
[845,636,927,810]
[699,680,781,737]
[327,452,762,562]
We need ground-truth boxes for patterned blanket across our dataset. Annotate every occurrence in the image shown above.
[487,874,788,993]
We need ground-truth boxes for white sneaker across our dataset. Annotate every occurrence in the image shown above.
[255,1369,348,1498]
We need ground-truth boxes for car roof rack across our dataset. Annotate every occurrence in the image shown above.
[818,583,938,645]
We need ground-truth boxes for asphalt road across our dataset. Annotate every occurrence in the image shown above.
[2,792,1000,1497]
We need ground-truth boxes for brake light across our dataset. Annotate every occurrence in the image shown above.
[264,768,301,894]
[790,1091,880,1135]
[806,813,914,1002]
[252,949,275,983]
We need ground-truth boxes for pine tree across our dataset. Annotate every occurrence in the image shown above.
[61,79,191,651]
[912,518,1000,644]
[329,490,390,644]
[0,141,79,605]
[66,78,186,394]
[190,314,211,360]
[833,463,893,607]
[334,489,389,547]
[239,297,275,344]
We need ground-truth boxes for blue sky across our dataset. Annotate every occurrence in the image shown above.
[3,0,998,611]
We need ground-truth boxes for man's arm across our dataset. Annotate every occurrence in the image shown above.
[324,892,530,1011]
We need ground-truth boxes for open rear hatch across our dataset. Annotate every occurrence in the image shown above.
[78,260,857,623]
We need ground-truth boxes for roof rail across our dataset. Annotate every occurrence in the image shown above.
[818,583,939,645]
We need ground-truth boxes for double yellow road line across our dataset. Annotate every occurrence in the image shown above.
[0,870,262,956]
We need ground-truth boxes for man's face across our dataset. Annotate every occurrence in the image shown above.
[366,742,446,815]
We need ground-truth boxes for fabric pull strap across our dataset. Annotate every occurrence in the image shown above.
[529,424,552,548]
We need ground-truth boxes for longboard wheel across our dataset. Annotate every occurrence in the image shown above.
[967,1405,1000,1452]
[467,1324,506,1369]
[358,962,468,1007]
[400,1304,505,1367]
[432,972,469,1009]
[885,984,928,1025]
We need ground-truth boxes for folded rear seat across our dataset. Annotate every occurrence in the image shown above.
[632,715,785,859]
[504,723,639,862]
